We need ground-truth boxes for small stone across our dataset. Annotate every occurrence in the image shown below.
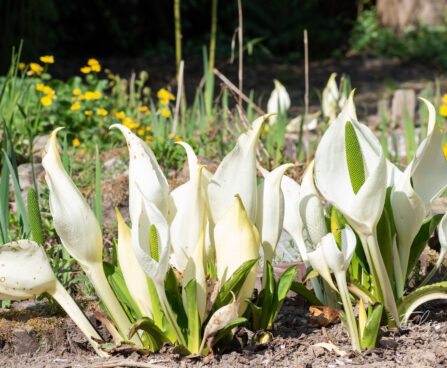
[13,327,38,354]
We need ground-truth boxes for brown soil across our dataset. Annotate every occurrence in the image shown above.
[1,295,447,368]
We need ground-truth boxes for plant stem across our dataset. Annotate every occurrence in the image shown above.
[237,0,243,108]
[52,280,109,357]
[209,0,218,72]
[174,0,182,74]
[334,271,361,351]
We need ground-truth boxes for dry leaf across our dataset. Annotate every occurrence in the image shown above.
[313,342,347,357]
[309,305,340,327]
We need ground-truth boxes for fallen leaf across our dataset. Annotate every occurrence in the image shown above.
[309,305,340,327]
[313,342,347,357]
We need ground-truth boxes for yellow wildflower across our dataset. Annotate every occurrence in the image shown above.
[71,101,80,111]
[40,95,52,107]
[18,62,26,70]
[29,63,43,76]
[145,136,153,143]
[35,83,45,92]
[137,128,145,136]
[87,58,99,66]
[72,138,81,147]
[168,133,174,139]
[40,55,54,64]
[97,108,108,116]
[85,110,93,116]
[78,94,85,100]
[157,88,175,101]
[85,91,101,100]
[43,86,54,95]
[123,117,138,130]
[115,111,125,119]
[442,94,447,105]
[91,63,101,72]
[160,108,171,118]
[440,105,447,117]
[146,126,151,131]
[160,98,168,106]
[71,96,77,101]
[81,66,91,74]
[73,89,81,95]
[140,106,149,112]
[174,136,183,142]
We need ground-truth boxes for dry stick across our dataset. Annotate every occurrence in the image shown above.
[303,29,309,123]
[213,68,265,115]
[173,0,182,73]
[172,60,184,136]
[209,0,218,72]
[237,0,243,108]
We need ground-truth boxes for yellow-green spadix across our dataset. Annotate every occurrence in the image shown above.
[214,195,260,315]
[0,240,108,357]
[42,129,140,345]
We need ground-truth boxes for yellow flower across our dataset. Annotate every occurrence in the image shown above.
[145,136,153,143]
[29,63,43,75]
[115,111,125,119]
[87,58,99,66]
[71,96,77,101]
[122,117,138,130]
[73,89,81,95]
[97,108,108,116]
[442,94,447,105]
[40,95,52,106]
[137,128,145,136]
[91,63,101,72]
[72,138,81,147]
[440,105,447,117]
[168,133,174,139]
[146,126,151,131]
[70,101,80,111]
[140,106,149,113]
[160,98,168,106]
[40,55,54,64]
[85,91,101,100]
[85,110,93,116]
[174,136,183,142]
[81,66,91,74]
[78,94,85,100]
[35,83,45,92]
[43,86,54,95]
[18,62,26,70]
[157,88,175,101]
[160,108,171,118]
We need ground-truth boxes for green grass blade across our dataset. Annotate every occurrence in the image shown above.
[184,279,200,353]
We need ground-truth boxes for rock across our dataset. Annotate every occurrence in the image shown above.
[178,155,219,182]
[103,157,128,178]
[32,134,51,159]
[391,89,416,129]
[13,327,38,354]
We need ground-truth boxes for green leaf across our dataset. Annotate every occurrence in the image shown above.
[259,262,275,329]
[27,188,44,245]
[212,259,257,312]
[348,279,378,304]
[290,281,324,306]
[0,154,10,244]
[129,316,168,351]
[397,281,447,323]
[164,267,187,331]
[184,279,200,353]
[345,121,365,194]
[246,300,262,331]
[376,206,394,293]
[361,304,383,349]
[271,264,297,327]
[3,152,30,236]
[103,261,142,323]
[407,214,443,279]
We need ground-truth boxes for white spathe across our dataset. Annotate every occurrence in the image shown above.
[267,79,291,123]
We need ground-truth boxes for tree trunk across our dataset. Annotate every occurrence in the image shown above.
[376,0,447,33]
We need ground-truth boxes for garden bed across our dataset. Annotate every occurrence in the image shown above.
[1,294,447,368]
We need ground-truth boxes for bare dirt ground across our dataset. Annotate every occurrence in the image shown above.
[1,295,447,368]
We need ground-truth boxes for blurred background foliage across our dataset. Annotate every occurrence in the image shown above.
[0,0,357,71]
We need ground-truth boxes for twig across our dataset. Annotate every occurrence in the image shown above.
[79,359,168,368]
[172,60,184,136]
[237,0,243,107]
[213,68,265,115]
[303,29,309,122]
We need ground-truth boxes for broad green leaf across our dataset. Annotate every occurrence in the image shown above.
[246,300,262,331]
[129,316,168,351]
[407,214,443,279]
[290,281,323,306]
[345,120,365,194]
[27,188,44,245]
[271,264,297,326]
[212,259,257,312]
[164,267,188,331]
[376,207,394,293]
[103,262,141,323]
[361,304,383,349]
[184,279,200,353]
[398,281,447,324]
